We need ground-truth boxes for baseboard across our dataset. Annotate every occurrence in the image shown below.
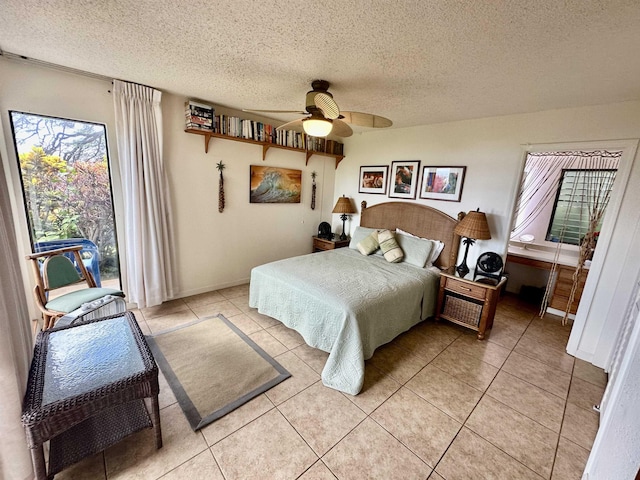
[546,306,576,320]
[172,278,251,300]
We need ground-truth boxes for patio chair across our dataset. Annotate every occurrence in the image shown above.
[25,245,124,330]
[34,238,102,287]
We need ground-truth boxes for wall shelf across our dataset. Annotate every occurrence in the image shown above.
[185,128,345,168]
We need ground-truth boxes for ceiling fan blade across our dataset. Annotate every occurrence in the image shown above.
[313,93,340,120]
[243,108,306,115]
[275,118,305,132]
[331,119,353,138]
[340,111,393,128]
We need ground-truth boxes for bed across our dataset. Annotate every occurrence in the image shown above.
[249,201,462,395]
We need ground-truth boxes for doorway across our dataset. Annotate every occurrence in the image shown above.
[9,111,121,289]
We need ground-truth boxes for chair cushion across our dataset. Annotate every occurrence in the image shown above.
[46,288,125,313]
[45,255,81,289]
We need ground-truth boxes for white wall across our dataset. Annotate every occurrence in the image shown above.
[336,101,640,368]
[163,94,336,296]
[0,58,337,309]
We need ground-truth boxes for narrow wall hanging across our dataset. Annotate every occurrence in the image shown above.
[311,171,317,210]
[216,161,225,212]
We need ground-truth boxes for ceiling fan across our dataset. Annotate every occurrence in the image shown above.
[243,79,393,138]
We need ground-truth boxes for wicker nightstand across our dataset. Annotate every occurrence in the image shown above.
[312,236,350,252]
[436,272,506,340]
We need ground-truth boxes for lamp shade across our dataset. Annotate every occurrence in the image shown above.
[303,118,333,137]
[332,196,356,214]
[454,209,491,240]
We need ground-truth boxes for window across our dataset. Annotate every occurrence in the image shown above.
[546,169,617,245]
[9,111,120,288]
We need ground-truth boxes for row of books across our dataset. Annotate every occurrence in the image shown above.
[184,101,344,155]
[212,115,344,155]
[185,100,214,131]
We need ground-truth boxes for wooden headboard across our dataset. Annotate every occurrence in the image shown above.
[360,201,463,272]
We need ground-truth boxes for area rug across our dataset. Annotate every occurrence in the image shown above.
[146,315,290,430]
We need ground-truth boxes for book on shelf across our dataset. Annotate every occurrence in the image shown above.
[186,115,212,126]
[186,99,213,110]
[187,107,344,156]
[185,100,214,131]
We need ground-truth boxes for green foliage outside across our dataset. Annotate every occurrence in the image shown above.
[12,112,119,280]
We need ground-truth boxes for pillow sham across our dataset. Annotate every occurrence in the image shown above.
[378,229,404,263]
[396,228,445,266]
[395,233,434,268]
[357,231,380,255]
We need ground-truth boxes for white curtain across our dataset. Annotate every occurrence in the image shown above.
[0,157,34,479]
[512,151,620,238]
[113,80,176,308]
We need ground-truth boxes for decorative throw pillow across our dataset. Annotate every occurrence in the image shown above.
[357,231,380,255]
[349,226,379,249]
[378,229,404,263]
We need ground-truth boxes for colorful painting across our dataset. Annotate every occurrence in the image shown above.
[359,165,388,194]
[250,165,301,203]
[420,166,466,202]
[389,160,421,199]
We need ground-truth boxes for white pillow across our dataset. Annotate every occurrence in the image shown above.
[395,233,434,268]
[396,228,445,266]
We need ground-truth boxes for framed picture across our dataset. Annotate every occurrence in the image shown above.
[250,165,301,203]
[358,165,388,195]
[419,166,466,202]
[389,160,421,199]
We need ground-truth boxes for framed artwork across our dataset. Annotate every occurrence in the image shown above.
[250,165,301,203]
[419,166,466,202]
[358,165,388,194]
[389,160,421,199]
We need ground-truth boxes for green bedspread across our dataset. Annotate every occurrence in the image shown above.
[249,248,440,395]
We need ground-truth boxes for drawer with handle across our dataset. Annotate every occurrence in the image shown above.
[445,278,487,300]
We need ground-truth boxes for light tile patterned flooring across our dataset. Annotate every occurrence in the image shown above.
[56,286,606,479]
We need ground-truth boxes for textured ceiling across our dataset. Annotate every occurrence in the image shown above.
[1,0,640,129]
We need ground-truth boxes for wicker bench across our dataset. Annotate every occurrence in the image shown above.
[21,312,162,479]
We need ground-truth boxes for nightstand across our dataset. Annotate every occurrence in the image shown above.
[435,272,506,340]
[312,236,350,252]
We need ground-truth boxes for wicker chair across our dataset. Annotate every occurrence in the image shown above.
[25,245,124,330]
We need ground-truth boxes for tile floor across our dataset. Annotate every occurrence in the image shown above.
[55,286,606,479]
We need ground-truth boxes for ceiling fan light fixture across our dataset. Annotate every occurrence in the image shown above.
[303,118,333,137]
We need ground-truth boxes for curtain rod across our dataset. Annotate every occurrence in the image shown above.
[527,150,622,158]
[0,49,157,90]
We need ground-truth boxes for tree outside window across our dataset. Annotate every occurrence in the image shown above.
[10,111,120,283]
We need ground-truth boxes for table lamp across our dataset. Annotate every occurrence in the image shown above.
[453,208,491,278]
[332,195,356,240]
